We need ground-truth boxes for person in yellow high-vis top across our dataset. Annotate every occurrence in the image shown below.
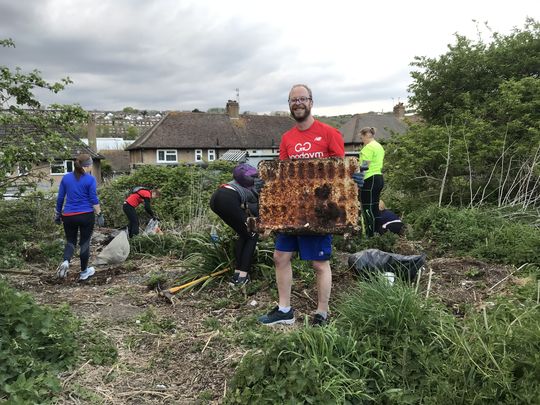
[358,127,385,237]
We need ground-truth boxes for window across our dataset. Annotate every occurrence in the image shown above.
[207,149,216,161]
[50,160,74,175]
[195,149,203,162]
[157,149,177,163]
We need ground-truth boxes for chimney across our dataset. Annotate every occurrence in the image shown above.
[393,102,405,120]
[226,100,239,119]
[87,114,97,152]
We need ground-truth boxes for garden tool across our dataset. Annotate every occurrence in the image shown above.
[158,268,229,303]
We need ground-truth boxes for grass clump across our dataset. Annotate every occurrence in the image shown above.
[226,278,540,404]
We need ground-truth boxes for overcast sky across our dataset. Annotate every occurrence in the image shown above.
[0,0,537,115]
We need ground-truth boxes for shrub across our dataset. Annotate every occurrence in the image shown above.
[407,204,540,264]
[0,280,80,403]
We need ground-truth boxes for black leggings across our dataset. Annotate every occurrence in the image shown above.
[360,174,384,237]
[210,188,258,274]
[62,212,95,271]
[123,203,139,238]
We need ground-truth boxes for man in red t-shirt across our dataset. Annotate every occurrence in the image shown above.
[259,84,349,327]
[123,188,159,237]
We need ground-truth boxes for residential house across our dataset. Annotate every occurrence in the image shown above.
[126,100,294,167]
[339,102,409,152]
[1,121,103,197]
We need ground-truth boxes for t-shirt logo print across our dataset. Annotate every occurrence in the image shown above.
[294,142,312,152]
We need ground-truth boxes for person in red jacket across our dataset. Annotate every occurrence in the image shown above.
[123,187,159,237]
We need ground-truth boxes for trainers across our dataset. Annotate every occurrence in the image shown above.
[229,273,249,286]
[258,306,295,325]
[56,260,69,279]
[312,313,328,327]
[79,267,95,281]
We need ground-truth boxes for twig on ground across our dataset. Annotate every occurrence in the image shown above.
[117,390,173,399]
[62,360,91,388]
[488,263,529,291]
[425,267,433,299]
[202,331,219,353]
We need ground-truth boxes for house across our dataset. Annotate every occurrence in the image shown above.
[1,119,103,197]
[126,101,294,167]
[339,103,409,151]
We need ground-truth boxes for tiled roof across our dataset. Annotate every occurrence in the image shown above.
[340,114,408,144]
[127,112,294,150]
[0,124,103,159]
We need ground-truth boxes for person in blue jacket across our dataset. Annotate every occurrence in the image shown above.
[54,154,104,281]
[377,200,405,235]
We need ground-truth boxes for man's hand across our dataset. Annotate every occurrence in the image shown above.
[54,211,62,225]
[352,172,365,188]
[253,178,265,194]
[96,213,105,227]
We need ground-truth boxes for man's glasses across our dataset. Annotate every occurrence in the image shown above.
[288,96,312,105]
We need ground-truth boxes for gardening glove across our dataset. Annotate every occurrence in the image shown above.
[253,178,265,194]
[352,172,365,188]
[54,211,62,225]
[96,213,105,227]
[360,161,369,172]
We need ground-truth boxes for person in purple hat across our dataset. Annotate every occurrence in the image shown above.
[210,163,263,286]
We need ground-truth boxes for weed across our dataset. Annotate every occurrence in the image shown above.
[136,307,176,334]
[81,329,118,366]
[203,317,220,331]
[145,271,168,290]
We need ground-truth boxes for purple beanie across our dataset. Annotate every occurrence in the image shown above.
[233,163,258,188]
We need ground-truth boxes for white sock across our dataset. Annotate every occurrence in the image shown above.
[278,306,291,313]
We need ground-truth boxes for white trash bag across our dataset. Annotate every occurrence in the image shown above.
[94,230,130,266]
[144,218,162,235]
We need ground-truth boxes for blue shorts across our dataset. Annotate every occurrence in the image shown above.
[275,234,333,261]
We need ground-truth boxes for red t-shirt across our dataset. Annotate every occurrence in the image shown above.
[125,189,152,207]
[279,120,345,160]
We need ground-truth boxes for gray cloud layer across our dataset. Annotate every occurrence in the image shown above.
[0,0,427,113]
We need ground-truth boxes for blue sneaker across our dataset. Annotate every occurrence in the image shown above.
[79,267,95,281]
[259,306,295,325]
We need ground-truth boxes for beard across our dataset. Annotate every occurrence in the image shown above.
[290,104,311,122]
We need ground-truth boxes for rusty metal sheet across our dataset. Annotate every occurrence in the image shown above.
[258,157,360,235]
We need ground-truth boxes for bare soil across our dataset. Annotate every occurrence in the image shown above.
[2,232,522,404]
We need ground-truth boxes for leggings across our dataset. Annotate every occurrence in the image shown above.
[62,212,95,271]
[123,203,139,238]
[360,174,384,237]
[210,188,258,274]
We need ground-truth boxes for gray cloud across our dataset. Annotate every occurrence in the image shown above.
[0,0,415,113]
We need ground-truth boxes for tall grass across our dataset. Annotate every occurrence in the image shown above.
[227,278,540,404]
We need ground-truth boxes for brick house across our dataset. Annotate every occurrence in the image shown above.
[126,101,294,167]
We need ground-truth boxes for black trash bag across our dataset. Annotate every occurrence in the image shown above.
[348,249,426,282]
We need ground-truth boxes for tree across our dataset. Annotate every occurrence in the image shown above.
[122,106,137,114]
[386,20,540,208]
[0,39,88,195]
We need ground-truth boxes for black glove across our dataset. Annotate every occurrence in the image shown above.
[253,178,265,194]
[96,213,105,227]
[352,172,365,188]
[54,211,62,225]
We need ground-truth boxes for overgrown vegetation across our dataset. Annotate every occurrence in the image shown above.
[0,279,80,403]
[226,276,540,404]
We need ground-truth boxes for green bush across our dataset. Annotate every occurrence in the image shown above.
[407,205,540,264]
[98,162,234,229]
[0,280,80,403]
[0,194,61,268]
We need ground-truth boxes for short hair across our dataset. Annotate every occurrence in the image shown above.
[289,84,312,99]
[360,127,376,136]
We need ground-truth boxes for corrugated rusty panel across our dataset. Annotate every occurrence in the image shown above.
[258,157,360,234]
